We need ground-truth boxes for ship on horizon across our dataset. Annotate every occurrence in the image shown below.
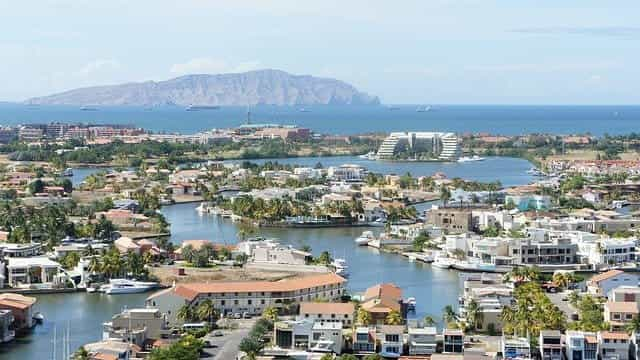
[186,104,220,111]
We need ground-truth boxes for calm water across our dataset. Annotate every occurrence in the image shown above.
[4,156,533,358]
[1,103,639,136]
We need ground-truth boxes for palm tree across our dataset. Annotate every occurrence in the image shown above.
[442,305,457,325]
[72,346,90,360]
[423,314,437,327]
[357,307,372,326]
[196,299,217,324]
[440,186,451,206]
[88,257,102,274]
[239,336,263,360]
[262,306,279,322]
[465,299,483,330]
[552,272,570,289]
[385,309,403,325]
[626,316,640,334]
[177,304,194,323]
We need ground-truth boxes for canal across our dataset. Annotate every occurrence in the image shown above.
[1,156,533,359]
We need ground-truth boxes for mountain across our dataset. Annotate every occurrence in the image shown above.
[26,69,380,106]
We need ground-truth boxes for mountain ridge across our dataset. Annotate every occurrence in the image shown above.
[26,69,380,106]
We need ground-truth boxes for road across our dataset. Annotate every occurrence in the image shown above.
[548,290,578,321]
[200,318,256,360]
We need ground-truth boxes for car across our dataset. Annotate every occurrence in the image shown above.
[203,340,213,348]
[233,313,242,319]
[212,330,224,337]
[242,312,251,319]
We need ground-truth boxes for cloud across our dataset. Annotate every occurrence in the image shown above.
[510,26,640,38]
[169,58,262,75]
[78,58,120,77]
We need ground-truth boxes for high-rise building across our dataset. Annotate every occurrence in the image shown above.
[376,132,460,160]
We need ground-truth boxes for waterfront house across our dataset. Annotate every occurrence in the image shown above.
[589,238,636,267]
[427,207,473,233]
[83,340,139,360]
[145,273,346,324]
[460,273,513,332]
[604,301,639,331]
[504,194,551,211]
[609,286,640,305]
[566,331,598,360]
[298,302,354,327]
[587,270,640,297]
[0,293,35,331]
[0,242,43,258]
[598,331,630,360]
[271,318,344,354]
[539,330,563,360]
[103,308,171,348]
[361,283,404,325]
[509,237,578,266]
[443,329,464,353]
[353,326,376,354]
[379,325,405,358]
[501,335,531,360]
[0,310,14,343]
[408,326,437,355]
[327,164,367,182]
[5,256,62,288]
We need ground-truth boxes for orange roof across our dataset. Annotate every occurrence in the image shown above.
[363,283,402,302]
[93,354,118,360]
[300,302,354,315]
[585,335,597,343]
[600,331,629,340]
[0,293,36,310]
[606,301,639,314]
[174,273,346,301]
[590,270,624,284]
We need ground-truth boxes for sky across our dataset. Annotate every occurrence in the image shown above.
[0,0,639,104]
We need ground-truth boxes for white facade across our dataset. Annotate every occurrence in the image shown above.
[566,331,598,360]
[377,132,460,160]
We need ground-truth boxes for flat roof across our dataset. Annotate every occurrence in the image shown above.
[7,256,60,268]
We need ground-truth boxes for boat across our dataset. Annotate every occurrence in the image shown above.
[186,105,220,111]
[298,108,311,113]
[196,203,207,213]
[61,168,73,177]
[332,258,349,277]
[457,155,485,163]
[100,279,158,294]
[354,231,375,246]
[416,105,431,112]
[367,218,386,227]
[432,255,454,269]
[386,106,401,111]
[32,312,45,324]
[406,297,416,310]
[358,151,378,160]
[85,286,97,293]
[79,106,98,111]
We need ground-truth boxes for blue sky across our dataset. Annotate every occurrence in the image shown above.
[1,0,639,104]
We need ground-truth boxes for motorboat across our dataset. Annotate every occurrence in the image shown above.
[368,218,386,227]
[457,155,485,163]
[332,258,349,277]
[100,279,158,294]
[406,297,416,311]
[354,231,375,246]
[358,151,378,160]
[432,255,454,269]
[32,312,45,324]
[62,168,73,177]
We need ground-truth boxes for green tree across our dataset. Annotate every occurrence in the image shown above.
[196,299,218,324]
[262,306,279,322]
[423,314,437,326]
[442,305,457,325]
[177,304,194,323]
[385,309,403,325]
[72,346,90,360]
[239,336,263,360]
[357,307,372,326]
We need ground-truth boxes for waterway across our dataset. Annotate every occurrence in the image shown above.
[1,156,533,359]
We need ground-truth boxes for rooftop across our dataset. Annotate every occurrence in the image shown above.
[300,302,354,315]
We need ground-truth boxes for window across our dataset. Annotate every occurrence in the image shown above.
[234,300,239,305]
[221,300,225,306]
[261,300,265,305]
[248,300,252,305]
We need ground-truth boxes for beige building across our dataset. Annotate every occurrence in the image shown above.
[298,302,354,327]
[103,308,170,347]
[604,302,639,331]
[427,208,473,233]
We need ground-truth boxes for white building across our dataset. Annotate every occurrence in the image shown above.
[377,132,460,160]
[587,270,640,297]
[566,331,598,360]
[379,325,404,358]
[5,257,63,288]
[326,164,367,182]
[408,327,437,355]
[598,331,630,360]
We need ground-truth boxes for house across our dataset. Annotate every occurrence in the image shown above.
[505,194,551,211]
[587,270,640,297]
[609,286,640,305]
[360,283,404,325]
[539,330,563,360]
[605,302,639,331]
[114,237,141,255]
[0,294,36,331]
[298,302,354,327]
[501,335,531,360]
[408,326,437,356]
[271,319,343,354]
[353,327,376,354]
[0,310,15,343]
[379,325,405,358]
[102,308,171,348]
[145,273,346,324]
[566,331,598,360]
[5,257,62,288]
[0,242,43,257]
[83,340,139,360]
[427,208,473,233]
[443,329,464,353]
[598,331,630,360]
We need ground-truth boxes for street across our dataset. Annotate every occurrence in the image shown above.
[200,318,257,360]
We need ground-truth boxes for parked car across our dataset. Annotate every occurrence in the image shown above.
[212,330,224,337]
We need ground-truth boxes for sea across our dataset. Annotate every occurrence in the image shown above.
[1,103,639,135]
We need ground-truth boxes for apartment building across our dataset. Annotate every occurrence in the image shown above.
[298,302,354,327]
[379,325,404,358]
[539,330,563,360]
[509,237,578,266]
[353,327,376,354]
[146,273,346,324]
[604,302,639,331]
[428,208,473,233]
[598,331,630,360]
[566,331,598,360]
[408,326,437,355]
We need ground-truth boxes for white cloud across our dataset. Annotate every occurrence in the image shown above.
[169,58,262,75]
[78,58,120,77]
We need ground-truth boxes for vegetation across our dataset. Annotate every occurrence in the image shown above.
[500,282,566,338]
[239,317,273,360]
[568,294,608,331]
[148,334,203,360]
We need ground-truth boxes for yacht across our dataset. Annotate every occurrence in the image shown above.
[358,151,378,160]
[354,231,375,246]
[432,255,454,269]
[416,105,431,112]
[62,168,73,177]
[457,155,485,163]
[186,105,220,111]
[100,279,158,294]
[332,258,349,277]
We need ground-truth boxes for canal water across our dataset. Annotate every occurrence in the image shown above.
[2,156,533,359]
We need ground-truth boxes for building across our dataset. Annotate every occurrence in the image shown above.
[298,302,354,327]
[587,270,640,297]
[83,340,139,360]
[505,194,551,211]
[272,319,343,354]
[326,164,367,182]
[0,310,15,343]
[353,327,377,354]
[5,256,62,288]
[539,330,563,360]
[0,294,35,331]
[443,329,464,353]
[360,283,404,325]
[145,273,346,324]
[590,238,636,266]
[408,326,437,355]
[598,331,630,360]
[609,286,640,305]
[604,302,639,331]
[501,335,531,360]
[427,208,473,233]
[377,132,460,160]
[509,237,578,265]
[379,325,404,358]
[566,331,598,360]
[102,308,170,347]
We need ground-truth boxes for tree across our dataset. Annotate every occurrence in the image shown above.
[181,244,195,263]
[357,307,372,326]
[239,336,263,360]
[385,309,403,325]
[148,334,203,360]
[196,299,217,324]
[363,355,383,360]
[440,186,451,206]
[262,306,279,322]
[177,304,195,323]
[72,346,90,360]
[626,315,640,334]
[316,251,332,265]
[464,299,483,330]
[237,219,256,241]
[28,179,45,194]
[442,305,457,325]
[423,314,437,327]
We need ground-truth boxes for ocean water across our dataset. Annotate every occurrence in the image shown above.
[1,103,639,135]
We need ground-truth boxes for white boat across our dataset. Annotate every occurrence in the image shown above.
[332,258,349,277]
[457,155,485,163]
[432,256,454,269]
[368,218,386,227]
[100,279,158,294]
[62,168,73,177]
[358,151,378,160]
[354,231,375,246]
[406,297,416,310]
[32,312,45,323]
[195,203,207,213]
